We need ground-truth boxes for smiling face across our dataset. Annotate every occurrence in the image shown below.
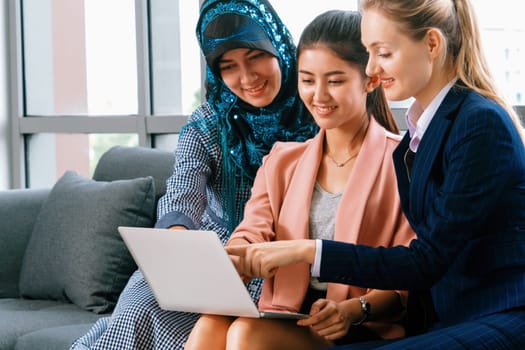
[217,48,281,108]
[298,46,370,131]
[361,8,436,105]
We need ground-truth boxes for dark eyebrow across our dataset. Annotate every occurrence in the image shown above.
[298,70,313,75]
[325,70,346,76]
[298,69,347,76]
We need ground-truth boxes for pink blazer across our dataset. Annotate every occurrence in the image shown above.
[229,118,415,339]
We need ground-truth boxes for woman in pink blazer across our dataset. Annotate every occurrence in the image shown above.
[186,10,415,350]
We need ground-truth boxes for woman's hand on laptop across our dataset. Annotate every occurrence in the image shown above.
[225,240,316,279]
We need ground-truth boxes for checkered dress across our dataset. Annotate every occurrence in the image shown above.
[70,103,262,350]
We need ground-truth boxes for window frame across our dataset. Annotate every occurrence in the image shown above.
[7,0,190,189]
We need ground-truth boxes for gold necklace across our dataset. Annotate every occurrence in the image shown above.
[326,152,359,167]
[325,117,368,168]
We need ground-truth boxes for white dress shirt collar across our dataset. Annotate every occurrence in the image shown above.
[406,78,457,152]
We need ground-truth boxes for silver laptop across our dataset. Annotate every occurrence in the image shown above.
[118,226,308,319]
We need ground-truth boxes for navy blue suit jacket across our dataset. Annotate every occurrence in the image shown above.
[320,84,525,326]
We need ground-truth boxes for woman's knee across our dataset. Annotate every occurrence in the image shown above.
[200,314,233,332]
[227,318,260,348]
[186,315,233,350]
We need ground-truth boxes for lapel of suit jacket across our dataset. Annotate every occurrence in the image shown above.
[332,118,385,244]
[393,133,411,217]
[277,130,324,240]
[408,85,467,221]
[327,118,388,302]
[272,130,324,310]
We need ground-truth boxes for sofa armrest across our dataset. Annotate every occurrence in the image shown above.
[0,188,50,297]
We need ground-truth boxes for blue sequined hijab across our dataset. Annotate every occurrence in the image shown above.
[193,0,317,231]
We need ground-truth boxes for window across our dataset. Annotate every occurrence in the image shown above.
[26,133,138,188]
[9,0,197,189]
[21,0,140,187]
[476,0,524,106]
[23,0,138,117]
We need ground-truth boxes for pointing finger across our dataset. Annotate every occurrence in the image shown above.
[225,244,249,257]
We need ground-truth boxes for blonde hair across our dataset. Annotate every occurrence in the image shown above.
[361,0,525,143]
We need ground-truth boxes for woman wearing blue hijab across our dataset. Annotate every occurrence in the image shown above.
[70,0,316,349]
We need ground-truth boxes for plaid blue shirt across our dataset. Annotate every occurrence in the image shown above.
[155,102,252,246]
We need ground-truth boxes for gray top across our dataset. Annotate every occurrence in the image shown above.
[309,182,342,290]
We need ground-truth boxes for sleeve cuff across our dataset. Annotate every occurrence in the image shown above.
[310,239,323,277]
[155,211,196,230]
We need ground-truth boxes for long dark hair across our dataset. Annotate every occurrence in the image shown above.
[297,10,399,134]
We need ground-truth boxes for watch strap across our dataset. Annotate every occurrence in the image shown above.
[351,296,371,326]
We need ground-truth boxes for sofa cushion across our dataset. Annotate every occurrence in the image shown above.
[0,299,106,350]
[18,171,156,314]
[15,323,97,350]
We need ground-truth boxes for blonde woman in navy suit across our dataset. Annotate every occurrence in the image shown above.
[226,0,525,349]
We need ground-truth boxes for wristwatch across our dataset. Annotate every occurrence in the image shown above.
[352,296,371,326]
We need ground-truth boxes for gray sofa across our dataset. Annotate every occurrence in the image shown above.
[0,146,174,350]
